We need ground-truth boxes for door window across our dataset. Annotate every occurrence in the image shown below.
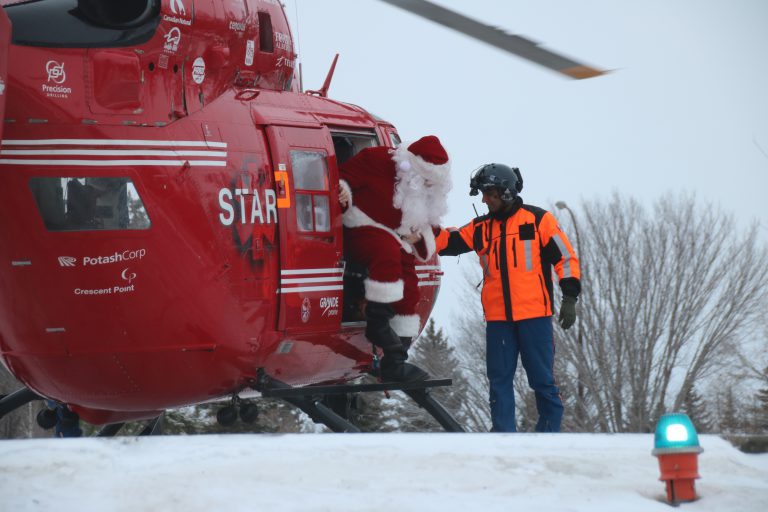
[290,151,329,233]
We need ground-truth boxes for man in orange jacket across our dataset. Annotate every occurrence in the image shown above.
[435,164,580,432]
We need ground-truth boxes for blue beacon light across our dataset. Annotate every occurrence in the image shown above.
[652,412,703,454]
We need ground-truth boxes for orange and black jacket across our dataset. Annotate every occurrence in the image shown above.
[436,198,580,322]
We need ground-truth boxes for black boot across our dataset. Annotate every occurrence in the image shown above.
[380,345,429,382]
[365,302,429,382]
[399,337,413,354]
[364,302,400,348]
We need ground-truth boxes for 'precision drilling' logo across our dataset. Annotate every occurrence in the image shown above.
[42,61,72,99]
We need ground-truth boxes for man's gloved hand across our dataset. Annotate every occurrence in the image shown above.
[558,296,577,330]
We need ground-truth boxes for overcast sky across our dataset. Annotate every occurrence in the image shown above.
[283,0,768,330]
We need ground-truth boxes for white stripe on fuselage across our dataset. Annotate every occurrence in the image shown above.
[1,139,228,148]
[0,159,226,167]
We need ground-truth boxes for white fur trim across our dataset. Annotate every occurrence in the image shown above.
[342,205,413,254]
[391,314,421,337]
[391,142,452,237]
[364,278,404,303]
[339,179,352,206]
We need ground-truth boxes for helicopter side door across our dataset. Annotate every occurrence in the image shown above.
[265,125,343,334]
[0,7,10,143]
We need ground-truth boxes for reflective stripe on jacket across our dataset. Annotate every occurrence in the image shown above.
[437,200,580,322]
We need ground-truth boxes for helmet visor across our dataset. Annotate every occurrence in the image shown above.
[469,165,487,196]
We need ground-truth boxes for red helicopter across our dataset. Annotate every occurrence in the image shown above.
[0,0,604,435]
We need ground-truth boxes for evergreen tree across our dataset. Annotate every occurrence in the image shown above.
[392,319,468,431]
[0,367,47,439]
[164,399,307,434]
[754,366,768,433]
[717,387,744,434]
[682,384,713,433]
[81,398,312,437]
[362,393,413,432]
[128,197,151,229]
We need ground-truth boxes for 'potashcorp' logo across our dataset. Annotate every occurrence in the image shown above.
[58,256,77,267]
[83,249,147,266]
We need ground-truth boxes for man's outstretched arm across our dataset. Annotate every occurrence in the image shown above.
[436,226,473,256]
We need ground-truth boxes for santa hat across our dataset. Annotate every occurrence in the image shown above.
[391,135,451,186]
[406,136,449,165]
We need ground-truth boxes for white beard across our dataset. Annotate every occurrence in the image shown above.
[392,144,452,234]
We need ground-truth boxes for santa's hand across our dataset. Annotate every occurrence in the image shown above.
[338,186,351,207]
[402,231,423,244]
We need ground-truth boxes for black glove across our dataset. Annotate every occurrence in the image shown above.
[558,296,577,330]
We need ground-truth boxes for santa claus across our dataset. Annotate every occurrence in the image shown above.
[339,135,451,381]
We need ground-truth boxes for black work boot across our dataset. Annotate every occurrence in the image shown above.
[380,345,429,382]
[365,302,429,382]
[364,302,401,348]
[399,337,413,354]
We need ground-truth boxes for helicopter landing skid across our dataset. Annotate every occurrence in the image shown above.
[97,415,163,437]
[254,371,465,433]
[0,387,44,420]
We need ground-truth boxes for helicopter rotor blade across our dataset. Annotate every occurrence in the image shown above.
[378,0,606,80]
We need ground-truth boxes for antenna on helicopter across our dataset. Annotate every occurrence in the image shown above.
[306,54,339,98]
[293,0,303,92]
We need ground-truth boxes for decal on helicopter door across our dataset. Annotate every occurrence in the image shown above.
[279,268,344,294]
[274,164,291,208]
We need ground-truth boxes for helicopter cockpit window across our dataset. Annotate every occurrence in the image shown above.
[389,132,402,147]
[331,133,378,166]
[258,12,274,53]
[29,177,151,232]
[290,151,330,233]
[6,0,160,48]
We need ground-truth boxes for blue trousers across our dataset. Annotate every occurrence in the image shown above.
[486,317,563,432]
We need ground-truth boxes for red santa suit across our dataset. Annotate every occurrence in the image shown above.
[339,136,451,338]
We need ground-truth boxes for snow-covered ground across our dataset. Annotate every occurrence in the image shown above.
[1,433,766,511]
